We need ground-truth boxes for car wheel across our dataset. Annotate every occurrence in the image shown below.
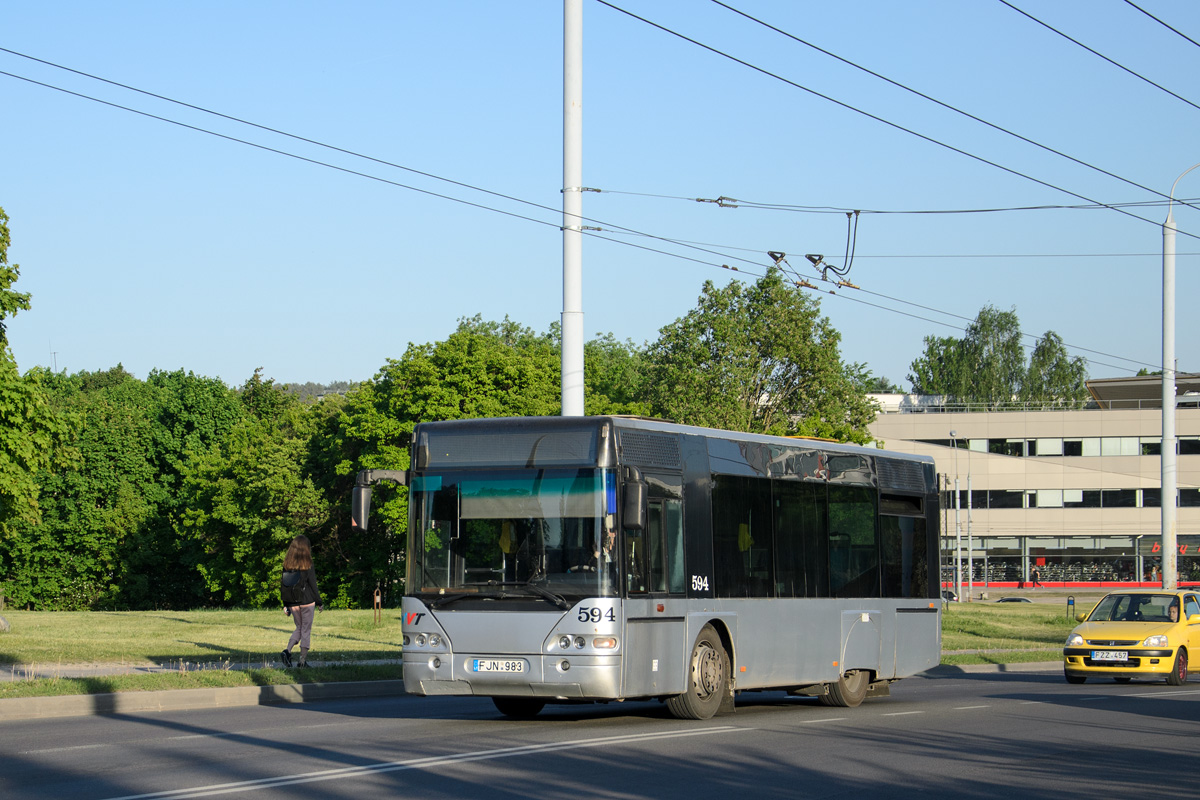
[1064,671,1086,684]
[1166,648,1188,687]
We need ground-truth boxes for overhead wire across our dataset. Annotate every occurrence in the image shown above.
[0,47,1170,377]
[592,187,1200,215]
[1123,0,1200,51]
[593,1,1200,243]
[997,0,1200,113]
[711,0,1200,215]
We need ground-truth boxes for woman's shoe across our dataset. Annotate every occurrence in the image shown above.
[280,649,293,667]
[297,658,308,668]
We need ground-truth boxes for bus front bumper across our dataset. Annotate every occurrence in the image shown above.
[403,652,623,699]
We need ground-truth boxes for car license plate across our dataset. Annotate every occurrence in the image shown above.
[471,658,526,673]
[1091,650,1128,661]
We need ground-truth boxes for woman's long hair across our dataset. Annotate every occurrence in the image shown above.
[284,535,313,571]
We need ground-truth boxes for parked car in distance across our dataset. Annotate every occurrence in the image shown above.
[1063,590,1200,685]
[996,597,1032,603]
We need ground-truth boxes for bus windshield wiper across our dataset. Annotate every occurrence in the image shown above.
[428,589,505,609]
[465,580,570,611]
[521,580,571,611]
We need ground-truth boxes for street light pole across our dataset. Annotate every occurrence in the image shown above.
[1161,163,1199,589]
[951,430,962,603]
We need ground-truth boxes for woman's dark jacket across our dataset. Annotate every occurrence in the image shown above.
[280,567,323,607]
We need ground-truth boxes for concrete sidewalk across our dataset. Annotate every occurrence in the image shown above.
[0,679,407,721]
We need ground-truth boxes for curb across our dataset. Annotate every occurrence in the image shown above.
[0,679,407,722]
[925,662,1060,675]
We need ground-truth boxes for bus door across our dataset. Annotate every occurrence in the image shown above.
[623,475,687,698]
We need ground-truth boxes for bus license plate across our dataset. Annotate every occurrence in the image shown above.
[472,658,526,673]
[1091,650,1128,661]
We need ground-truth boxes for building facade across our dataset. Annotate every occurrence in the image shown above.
[868,375,1200,592]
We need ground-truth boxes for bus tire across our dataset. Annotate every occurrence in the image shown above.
[666,624,729,720]
[1166,648,1188,686]
[820,669,869,708]
[492,697,546,719]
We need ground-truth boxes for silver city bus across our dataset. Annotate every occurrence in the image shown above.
[351,415,941,720]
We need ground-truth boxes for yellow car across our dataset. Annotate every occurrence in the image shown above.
[1063,590,1200,685]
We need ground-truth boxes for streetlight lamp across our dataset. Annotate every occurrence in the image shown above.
[1161,163,1199,589]
[950,430,962,603]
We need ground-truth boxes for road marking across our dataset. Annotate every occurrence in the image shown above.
[797,717,846,724]
[953,705,990,710]
[882,711,924,717]
[19,743,109,755]
[98,726,752,800]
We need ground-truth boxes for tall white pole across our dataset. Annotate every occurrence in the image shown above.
[967,471,973,599]
[561,0,585,417]
[951,431,962,602]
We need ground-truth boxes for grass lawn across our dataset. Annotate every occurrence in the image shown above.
[0,602,1075,698]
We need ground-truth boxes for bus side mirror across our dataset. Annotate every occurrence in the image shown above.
[351,484,372,531]
[622,466,647,531]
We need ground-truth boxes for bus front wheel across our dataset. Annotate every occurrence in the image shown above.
[666,624,729,720]
[820,669,869,707]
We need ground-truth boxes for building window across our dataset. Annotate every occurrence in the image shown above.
[1034,490,1063,508]
[1063,490,1101,508]
[988,490,1025,509]
[1101,437,1139,456]
[1181,438,1200,456]
[1101,489,1137,508]
[989,439,1025,457]
[1038,438,1063,456]
[1182,489,1200,508]
[1141,437,1162,456]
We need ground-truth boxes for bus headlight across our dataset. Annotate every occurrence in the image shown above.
[428,634,442,649]
[415,634,427,647]
[559,635,573,650]
[574,636,586,649]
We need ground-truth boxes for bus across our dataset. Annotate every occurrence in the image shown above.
[351,415,941,720]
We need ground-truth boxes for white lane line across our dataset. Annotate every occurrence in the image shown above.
[797,717,846,724]
[98,726,752,800]
[19,743,109,755]
[882,711,924,717]
[953,705,990,710]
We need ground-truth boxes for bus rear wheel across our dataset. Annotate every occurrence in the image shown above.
[666,624,729,720]
[492,697,546,719]
[820,669,870,707]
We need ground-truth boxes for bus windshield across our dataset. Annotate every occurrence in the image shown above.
[409,468,618,599]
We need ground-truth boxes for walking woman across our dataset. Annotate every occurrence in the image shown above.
[280,535,323,667]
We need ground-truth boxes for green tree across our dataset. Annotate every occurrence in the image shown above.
[321,316,563,602]
[644,269,875,442]
[584,332,649,415]
[180,373,329,607]
[0,207,32,349]
[908,305,1088,408]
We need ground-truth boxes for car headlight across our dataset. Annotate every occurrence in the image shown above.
[1143,635,1169,647]
[1066,633,1084,646]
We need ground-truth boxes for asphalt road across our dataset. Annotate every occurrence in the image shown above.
[1,668,1197,800]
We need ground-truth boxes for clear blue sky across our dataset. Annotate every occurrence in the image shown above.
[2,0,1198,389]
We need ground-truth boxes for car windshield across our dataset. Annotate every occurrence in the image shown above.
[1088,594,1178,623]
[408,468,619,599]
